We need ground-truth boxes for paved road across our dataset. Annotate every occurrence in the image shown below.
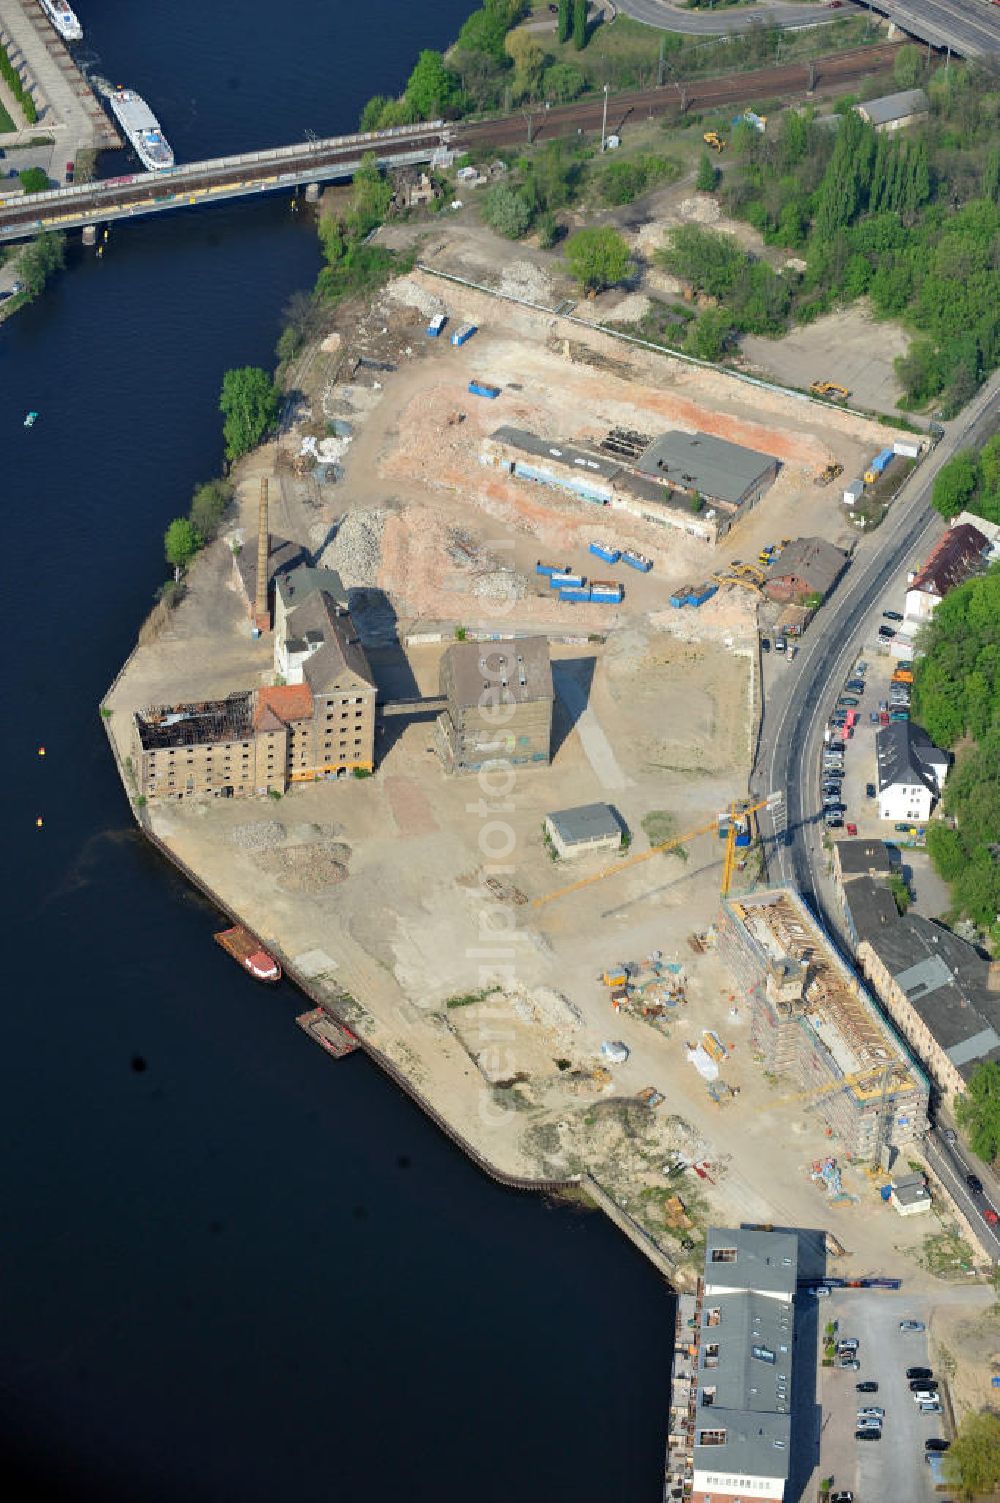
[924,1129,1000,1262]
[617,0,859,36]
[752,374,1000,920]
[618,0,1000,57]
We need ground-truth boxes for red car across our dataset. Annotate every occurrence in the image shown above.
[846,823,858,836]
[984,1208,999,1225]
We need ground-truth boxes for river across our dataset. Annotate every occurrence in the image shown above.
[1,4,673,1499]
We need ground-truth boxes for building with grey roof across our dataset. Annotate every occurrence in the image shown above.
[857,88,929,132]
[763,536,849,605]
[436,637,553,773]
[875,721,948,822]
[841,875,900,950]
[636,429,779,510]
[545,803,623,859]
[691,1228,797,1503]
[833,837,893,882]
[856,913,1000,1104]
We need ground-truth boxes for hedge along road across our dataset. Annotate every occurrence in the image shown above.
[752,372,1000,931]
[616,0,863,35]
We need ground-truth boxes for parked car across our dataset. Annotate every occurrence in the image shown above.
[879,711,890,725]
[883,609,904,621]
[831,1493,854,1503]
[837,696,859,708]
[813,1285,831,1298]
[866,783,877,798]
[839,1356,860,1370]
[825,815,844,830]
[838,1338,860,1350]
[856,1381,878,1393]
[925,1439,950,1452]
[899,1320,926,1332]
[911,1384,938,1398]
[907,1367,933,1381]
[856,661,868,674]
[855,1428,881,1440]
[846,679,865,693]
[846,823,858,836]
[761,637,771,652]
[918,1400,942,1414]
[879,625,897,639]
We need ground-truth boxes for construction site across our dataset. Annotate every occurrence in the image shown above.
[104,232,940,1290]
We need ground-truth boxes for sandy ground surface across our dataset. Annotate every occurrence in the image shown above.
[741,303,912,418]
[104,232,976,1300]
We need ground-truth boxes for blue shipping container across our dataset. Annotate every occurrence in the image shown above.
[550,572,584,588]
[451,323,477,347]
[535,561,561,576]
[621,551,653,573]
[468,380,501,399]
[589,541,621,564]
[427,314,446,337]
[559,586,592,602]
[591,587,622,603]
[686,584,718,608]
[669,588,690,608]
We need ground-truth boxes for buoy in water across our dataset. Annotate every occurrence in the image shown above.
[38,746,46,756]
[35,817,43,828]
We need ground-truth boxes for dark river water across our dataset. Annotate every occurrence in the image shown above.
[2,4,673,1499]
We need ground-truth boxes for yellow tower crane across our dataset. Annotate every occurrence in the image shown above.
[533,794,781,909]
[766,1062,904,1110]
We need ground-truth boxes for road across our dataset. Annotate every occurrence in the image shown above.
[618,0,1000,58]
[924,1129,1000,1262]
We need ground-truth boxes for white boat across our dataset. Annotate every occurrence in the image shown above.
[39,0,83,42]
[107,88,174,173]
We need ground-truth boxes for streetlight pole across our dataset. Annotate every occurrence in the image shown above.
[601,82,609,152]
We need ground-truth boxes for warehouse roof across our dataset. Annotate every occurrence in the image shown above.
[704,1226,798,1296]
[546,803,621,846]
[276,564,349,615]
[285,591,374,694]
[765,536,849,597]
[858,88,929,127]
[843,876,900,948]
[835,837,893,877]
[234,534,306,611]
[909,523,988,599]
[636,429,778,505]
[445,636,553,708]
[488,426,622,481]
[875,722,947,795]
[860,915,1000,1081]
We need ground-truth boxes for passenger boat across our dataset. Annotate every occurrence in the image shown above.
[107,87,174,173]
[39,0,83,42]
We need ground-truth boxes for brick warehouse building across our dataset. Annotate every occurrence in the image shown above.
[435,636,553,773]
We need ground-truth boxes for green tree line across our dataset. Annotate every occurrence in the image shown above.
[677,65,1000,413]
[1,42,37,124]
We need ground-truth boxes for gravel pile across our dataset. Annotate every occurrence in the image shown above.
[230,820,286,851]
[319,508,386,587]
[473,567,527,604]
[497,259,553,305]
[387,277,445,320]
[258,842,351,895]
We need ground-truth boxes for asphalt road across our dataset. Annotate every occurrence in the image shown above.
[618,0,1000,58]
[924,1129,1000,1262]
[752,373,1000,922]
[617,0,858,36]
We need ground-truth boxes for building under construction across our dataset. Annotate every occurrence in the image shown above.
[718,887,929,1157]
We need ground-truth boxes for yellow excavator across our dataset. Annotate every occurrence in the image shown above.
[810,381,851,401]
[703,131,726,153]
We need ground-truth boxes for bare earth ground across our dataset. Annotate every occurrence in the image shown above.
[740,303,912,418]
[105,228,973,1296]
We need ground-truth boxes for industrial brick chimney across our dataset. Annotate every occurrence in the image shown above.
[254,476,271,631]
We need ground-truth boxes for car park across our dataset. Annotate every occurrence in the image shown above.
[856,1380,879,1393]
[899,1320,925,1332]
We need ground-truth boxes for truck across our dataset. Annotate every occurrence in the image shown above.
[589,540,621,564]
[590,580,624,603]
[621,550,652,573]
[892,669,913,684]
[451,322,477,347]
[426,313,447,337]
[864,448,894,485]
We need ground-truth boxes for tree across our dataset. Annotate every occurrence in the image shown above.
[684,307,732,361]
[404,50,460,119]
[219,367,278,461]
[164,517,202,575]
[943,1402,1000,1498]
[887,871,911,914]
[925,823,965,882]
[931,451,977,518]
[505,30,545,100]
[557,0,571,44]
[543,62,584,102]
[696,153,718,193]
[564,226,632,293]
[984,147,1000,205]
[189,479,233,541]
[18,167,49,194]
[17,231,65,302]
[572,0,588,51]
[481,182,533,238]
[893,44,923,91]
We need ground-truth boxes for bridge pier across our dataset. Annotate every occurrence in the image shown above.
[81,224,97,246]
[304,182,320,204]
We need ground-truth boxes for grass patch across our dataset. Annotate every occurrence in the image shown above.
[641,810,688,860]
[445,988,493,1009]
[920,1226,977,1278]
[0,99,15,133]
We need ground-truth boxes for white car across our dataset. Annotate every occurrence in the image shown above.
[857,1407,885,1419]
[919,1399,942,1413]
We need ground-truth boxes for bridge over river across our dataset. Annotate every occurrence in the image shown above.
[0,41,906,245]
